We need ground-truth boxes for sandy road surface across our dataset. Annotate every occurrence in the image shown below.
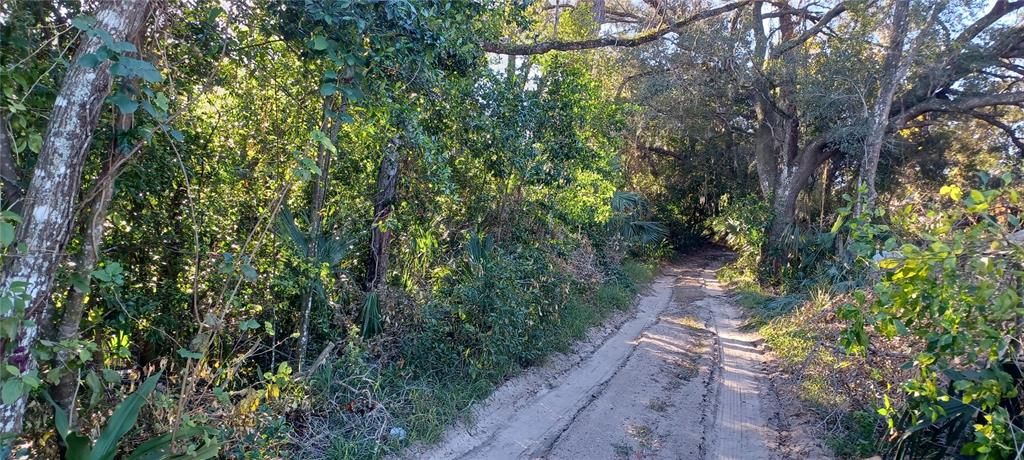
[401,248,799,460]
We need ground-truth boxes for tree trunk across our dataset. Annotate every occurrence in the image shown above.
[0,0,150,435]
[855,0,911,215]
[52,78,141,425]
[752,116,777,197]
[762,138,826,273]
[364,137,402,293]
[295,98,340,370]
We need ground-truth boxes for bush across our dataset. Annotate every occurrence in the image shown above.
[842,175,1024,458]
[708,194,772,279]
[410,246,566,382]
[294,235,662,459]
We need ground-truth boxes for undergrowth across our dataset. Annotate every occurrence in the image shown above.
[712,196,889,459]
[296,255,657,459]
[724,271,888,459]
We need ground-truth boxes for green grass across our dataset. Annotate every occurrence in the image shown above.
[825,411,883,459]
[300,258,658,459]
[719,258,881,459]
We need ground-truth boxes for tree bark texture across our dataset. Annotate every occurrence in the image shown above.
[855,0,911,215]
[364,137,402,293]
[0,0,151,435]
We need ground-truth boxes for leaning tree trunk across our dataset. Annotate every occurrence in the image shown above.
[295,98,340,370]
[761,134,827,276]
[51,78,141,424]
[854,0,911,216]
[364,137,402,293]
[0,0,151,435]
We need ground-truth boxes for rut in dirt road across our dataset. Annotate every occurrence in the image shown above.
[400,248,786,460]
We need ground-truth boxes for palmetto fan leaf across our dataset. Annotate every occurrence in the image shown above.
[608,192,667,243]
[275,205,352,267]
[610,190,645,214]
[275,205,353,304]
[626,220,669,243]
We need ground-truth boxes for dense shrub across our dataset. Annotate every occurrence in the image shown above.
[842,176,1023,458]
[410,245,569,381]
[709,194,772,256]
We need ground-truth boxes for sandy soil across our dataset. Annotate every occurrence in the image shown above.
[399,247,824,460]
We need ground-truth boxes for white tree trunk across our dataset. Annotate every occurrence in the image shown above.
[856,0,911,214]
[0,0,151,435]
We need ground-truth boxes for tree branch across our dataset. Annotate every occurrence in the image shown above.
[965,110,1024,153]
[891,92,1024,128]
[769,1,847,58]
[482,0,751,55]
[0,112,21,213]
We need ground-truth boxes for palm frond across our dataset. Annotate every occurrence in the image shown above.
[610,190,645,214]
[275,205,309,256]
[628,221,669,243]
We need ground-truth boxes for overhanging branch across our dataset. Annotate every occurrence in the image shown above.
[482,0,751,55]
[892,91,1024,128]
[966,110,1024,153]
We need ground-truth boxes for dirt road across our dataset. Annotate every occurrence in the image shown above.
[402,248,796,459]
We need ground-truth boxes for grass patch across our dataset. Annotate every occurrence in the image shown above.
[719,258,882,459]
[825,411,883,459]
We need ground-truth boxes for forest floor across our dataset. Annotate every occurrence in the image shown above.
[399,247,828,459]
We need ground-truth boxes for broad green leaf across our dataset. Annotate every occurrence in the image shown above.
[108,41,137,54]
[309,36,330,51]
[240,264,258,281]
[319,83,337,97]
[91,371,162,460]
[0,222,15,246]
[0,380,21,405]
[70,15,97,31]
[102,369,121,384]
[21,372,40,389]
[125,426,218,460]
[107,92,138,114]
[27,132,42,154]
[878,258,900,269]
[65,432,92,459]
[177,348,203,360]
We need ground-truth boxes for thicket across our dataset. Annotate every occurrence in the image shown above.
[713,173,1024,459]
[3,0,1024,459]
[0,1,668,458]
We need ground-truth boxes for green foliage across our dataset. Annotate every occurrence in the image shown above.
[842,176,1024,458]
[46,372,219,460]
[709,194,771,255]
[298,252,655,459]
[608,191,668,244]
[411,243,565,381]
[709,194,772,278]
